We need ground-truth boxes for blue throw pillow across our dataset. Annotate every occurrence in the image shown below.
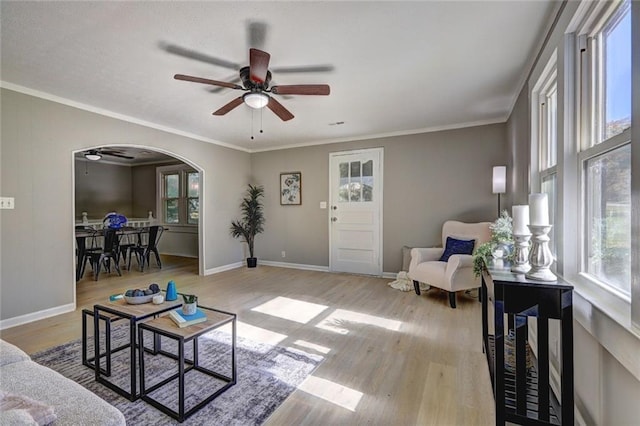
[439,237,475,262]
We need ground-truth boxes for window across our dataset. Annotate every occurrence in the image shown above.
[578,0,631,296]
[157,165,199,226]
[338,160,373,202]
[532,56,558,254]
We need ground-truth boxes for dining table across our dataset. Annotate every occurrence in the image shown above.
[75,226,149,281]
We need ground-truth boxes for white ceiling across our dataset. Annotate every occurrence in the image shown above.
[1,1,554,153]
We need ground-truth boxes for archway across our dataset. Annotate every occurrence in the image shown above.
[72,144,205,286]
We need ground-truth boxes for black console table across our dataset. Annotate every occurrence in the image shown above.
[481,261,574,425]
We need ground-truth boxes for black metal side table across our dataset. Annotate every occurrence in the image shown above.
[138,305,237,422]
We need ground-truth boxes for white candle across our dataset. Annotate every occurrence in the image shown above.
[512,205,530,235]
[529,193,549,226]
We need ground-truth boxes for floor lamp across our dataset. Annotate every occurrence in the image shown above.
[492,166,506,217]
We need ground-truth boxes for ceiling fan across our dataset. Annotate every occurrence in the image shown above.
[173,48,330,121]
[83,149,134,161]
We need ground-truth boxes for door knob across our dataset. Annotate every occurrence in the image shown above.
[332,206,338,210]
[331,217,338,222]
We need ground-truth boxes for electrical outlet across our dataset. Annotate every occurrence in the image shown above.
[281,251,286,258]
[0,197,15,209]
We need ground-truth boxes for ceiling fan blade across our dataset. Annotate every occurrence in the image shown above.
[174,74,242,90]
[271,84,330,96]
[249,48,270,84]
[267,97,294,121]
[209,75,242,93]
[102,152,134,160]
[213,97,244,116]
[159,42,240,70]
[271,65,335,74]
[247,21,268,50]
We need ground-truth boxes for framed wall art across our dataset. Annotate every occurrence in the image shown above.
[280,172,302,205]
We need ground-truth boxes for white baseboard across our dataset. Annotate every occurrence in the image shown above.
[160,251,198,259]
[204,261,243,275]
[382,272,397,279]
[0,303,75,331]
[259,260,329,272]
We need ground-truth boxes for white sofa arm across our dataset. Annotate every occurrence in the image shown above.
[409,247,443,272]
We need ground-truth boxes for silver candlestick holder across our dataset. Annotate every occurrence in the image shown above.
[511,233,531,274]
[525,224,556,282]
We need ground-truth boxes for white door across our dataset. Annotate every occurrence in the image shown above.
[329,148,383,276]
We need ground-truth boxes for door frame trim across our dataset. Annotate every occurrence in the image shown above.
[328,147,384,276]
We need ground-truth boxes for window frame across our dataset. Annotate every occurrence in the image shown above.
[575,0,632,300]
[531,53,559,257]
[156,164,200,228]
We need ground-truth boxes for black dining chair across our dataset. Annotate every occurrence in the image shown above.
[127,225,164,272]
[116,227,138,268]
[88,228,122,280]
[75,226,100,281]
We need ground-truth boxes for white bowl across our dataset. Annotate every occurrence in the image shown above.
[124,291,160,305]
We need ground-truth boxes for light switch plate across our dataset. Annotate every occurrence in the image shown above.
[0,197,15,209]
[320,201,327,209]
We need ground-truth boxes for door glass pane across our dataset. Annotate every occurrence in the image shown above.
[349,179,361,202]
[164,199,179,224]
[164,174,179,198]
[362,177,373,202]
[585,144,630,294]
[187,198,199,224]
[339,162,348,178]
[362,160,373,177]
[362,160,374,201]
[603,2,631,141]
[350,161,361,178]
[338,162,349,202]
[187,172,199,197]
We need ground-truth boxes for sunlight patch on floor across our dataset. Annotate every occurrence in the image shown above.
[315,308,402,334]
[237,321,288,346]
[298,375,363,412]
[291,339,331,355]
[251,296,329,324]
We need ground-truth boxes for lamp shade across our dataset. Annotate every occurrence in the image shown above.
[243,92,269,109]
[492,166,506,194]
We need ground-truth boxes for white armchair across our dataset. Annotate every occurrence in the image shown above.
[409,220,491,308]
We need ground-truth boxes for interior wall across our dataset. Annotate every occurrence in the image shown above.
[74,160,133,219]
[0,88,251,322]
[505,87,530,207]
[131,163,160,218]
[251,123,507,273]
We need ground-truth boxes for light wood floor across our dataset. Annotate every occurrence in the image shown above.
[1,256,495,425]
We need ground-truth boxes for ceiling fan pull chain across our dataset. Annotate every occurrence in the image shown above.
[250,109,255,140]
[260,108,264,134]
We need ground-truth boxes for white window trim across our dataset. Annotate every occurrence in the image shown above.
[564,0,637,335]
[156,164,199,232]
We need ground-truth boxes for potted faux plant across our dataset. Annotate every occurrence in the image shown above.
[230,184,265,268]
[490,210,514,259]
[473,210,515,277]
[182,294,198,315]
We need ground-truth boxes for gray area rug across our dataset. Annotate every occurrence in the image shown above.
[32,326,323,425]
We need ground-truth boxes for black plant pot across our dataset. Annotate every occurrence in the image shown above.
[246,257,257,268]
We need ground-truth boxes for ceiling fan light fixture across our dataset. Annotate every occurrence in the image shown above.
[243,92,269,109]
[84,151,102,161]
